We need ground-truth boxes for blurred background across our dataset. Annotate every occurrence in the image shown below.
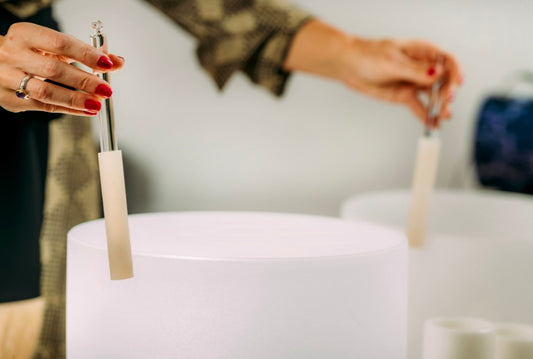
[55,0,533,216]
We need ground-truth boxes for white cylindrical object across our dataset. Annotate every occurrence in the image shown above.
[422,317,494,359]
[494,323,533,359]
[340,189,533,359]
[98,150,133,280]
[67,212,407,359]
[407,136,441,247]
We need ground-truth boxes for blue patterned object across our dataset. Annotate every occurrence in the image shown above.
[474,96,533,194]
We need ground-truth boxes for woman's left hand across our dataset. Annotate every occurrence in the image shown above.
[0,23,125,116]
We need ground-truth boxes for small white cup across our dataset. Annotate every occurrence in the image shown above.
[422,317,495,359]
[494,323,533,359]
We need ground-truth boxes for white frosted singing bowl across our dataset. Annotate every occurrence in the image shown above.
[494,323,533,359]
[422,317,495,359]
[67,212,407,359]
[340,189,533,359]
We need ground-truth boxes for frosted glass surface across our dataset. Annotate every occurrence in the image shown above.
[73,212,403,259]
[67,212,407,359]
[407,136,440,247]
[341,189,533,359]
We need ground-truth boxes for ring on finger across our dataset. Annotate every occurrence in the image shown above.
[15,74,33,100]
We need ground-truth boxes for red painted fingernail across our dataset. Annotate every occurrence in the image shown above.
[83,111,97,116]
[85,99,101,111]
[427,67,436,76]
[95,84,112,97]
[97,56,113,69]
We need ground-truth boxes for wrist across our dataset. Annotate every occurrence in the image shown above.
[283,20,353,82]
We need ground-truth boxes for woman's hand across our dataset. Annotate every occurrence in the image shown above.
[0,22,124,116]
[340,38,462,125]
[284,20,462,126]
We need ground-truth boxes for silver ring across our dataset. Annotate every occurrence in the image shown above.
[15,74,33,100]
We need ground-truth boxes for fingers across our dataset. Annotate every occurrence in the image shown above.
[37,52,125,73]
[400,42,463,124]
[0,54,111,113]
[8,22,115,72]
[444,53,463,86]
[12,49,113,98]
[24,77,103,112]
[400,40,463,88]
[439,53,462,103]
[437,82,453,122]
[35,101,99,116]
[1,71,102,112]
[399,40,442,62]
[430,53,461,123]
[391,43,444,86]
[370,40,442,88]
[392,56,443,87]
[396,40,462,89]
[0,87,98,116]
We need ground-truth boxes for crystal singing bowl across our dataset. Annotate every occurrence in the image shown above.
[341,189,533,359]
[67,212,407,359]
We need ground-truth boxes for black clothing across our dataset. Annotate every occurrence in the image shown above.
[0,5,60,302]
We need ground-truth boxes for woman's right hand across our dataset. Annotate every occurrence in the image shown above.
[0,22,124,116]
[284,20,462,126]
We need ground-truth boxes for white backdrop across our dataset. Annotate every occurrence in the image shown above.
[55,0,533,215]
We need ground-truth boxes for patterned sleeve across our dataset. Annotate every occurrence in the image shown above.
[144,0,313,96]
[0,0,55,19]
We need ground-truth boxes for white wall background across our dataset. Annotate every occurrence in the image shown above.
[55,0,533,216]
